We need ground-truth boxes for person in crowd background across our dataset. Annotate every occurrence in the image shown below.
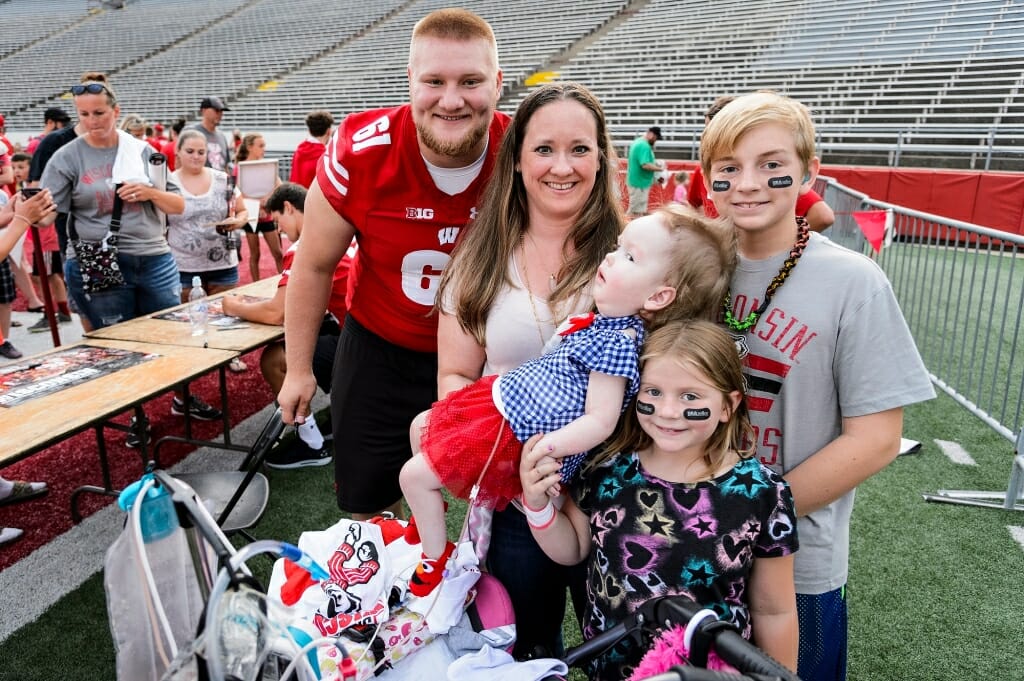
[277,9,510,524]
[0,188,57,542]
[672,169,689,203]
[222,182,353,468]
[25,108,71,155]
[289,110,334,189]
[186,96,232,171]
[522,320,799,680]
[11,153,72,334]
[120,114,147,140]
[160,118,186,172]
[701,91,934,681]
[166,130,248,371]
[40,72,221,447]
[235,132,284,281]
[167,129,247,300]
[425,81,621,657]
[5,153,46,316]
[626,125,664,217]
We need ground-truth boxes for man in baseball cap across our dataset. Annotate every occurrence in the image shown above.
[187,97,232,170]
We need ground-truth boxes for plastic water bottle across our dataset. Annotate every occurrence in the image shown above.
[188,275,208,336]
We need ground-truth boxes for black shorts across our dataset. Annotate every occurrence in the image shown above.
[245,219,276,234]
[312,316,340,393]
[330,314,437,513]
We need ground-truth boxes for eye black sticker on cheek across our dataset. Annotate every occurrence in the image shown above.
[683,408,712,420]
[711,180,730,192]
[636,401,655,415]
[768,176,793,189]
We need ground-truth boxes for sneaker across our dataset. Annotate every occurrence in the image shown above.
[126,416,151,449]
[0,341,22,360]
[265,439,332,470]
[171,395,222,421]
[0,527,24,546]
[58,312,73,323]
[27,316,50,333]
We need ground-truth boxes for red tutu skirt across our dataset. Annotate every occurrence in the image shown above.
[420,375,523,510]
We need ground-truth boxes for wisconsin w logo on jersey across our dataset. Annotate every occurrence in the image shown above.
[437,227,460,246]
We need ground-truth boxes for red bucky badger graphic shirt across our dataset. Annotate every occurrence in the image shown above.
[316,104,510,353]
[728,232,934,594]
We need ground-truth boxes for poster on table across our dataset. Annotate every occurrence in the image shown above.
[0,346,158,407]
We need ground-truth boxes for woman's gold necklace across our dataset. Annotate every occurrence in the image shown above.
[519,232,563,346]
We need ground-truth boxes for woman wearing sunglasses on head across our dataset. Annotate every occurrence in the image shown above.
[39,72,185,329]
[40,73,222,444]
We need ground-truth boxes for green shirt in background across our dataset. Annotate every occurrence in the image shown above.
[627,136,656,189]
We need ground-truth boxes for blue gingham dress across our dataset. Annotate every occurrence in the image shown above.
[498,313,646,481]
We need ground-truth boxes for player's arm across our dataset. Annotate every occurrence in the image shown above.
[803,199,835,232]
[221,285,285,326]
[279,181,353,425]
[520,434,592,565]
[534,371,626,460]
[784,407,903,516]
[436,310,486,398]
[748,553,799,672]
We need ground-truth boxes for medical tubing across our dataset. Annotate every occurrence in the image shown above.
[205,540,327,681]
[131,477,178,666]
[277,635,355,681]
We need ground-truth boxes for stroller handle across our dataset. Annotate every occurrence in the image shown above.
[644,668,786,681]
[563,595,801,681]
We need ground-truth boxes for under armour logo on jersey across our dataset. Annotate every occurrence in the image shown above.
[406,207,435,220]
[437,227,460,246]
[469,206,478,221]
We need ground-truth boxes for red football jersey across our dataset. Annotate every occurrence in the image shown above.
[316,104,511,352]
[280,240,356,322]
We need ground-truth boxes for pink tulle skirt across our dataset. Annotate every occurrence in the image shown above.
[420,375,523,510]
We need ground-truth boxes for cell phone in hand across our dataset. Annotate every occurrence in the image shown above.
[20,187,42,198]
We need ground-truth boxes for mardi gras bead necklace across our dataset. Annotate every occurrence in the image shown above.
[723,219,810,332]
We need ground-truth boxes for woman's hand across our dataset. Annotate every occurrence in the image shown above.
[520,433,563,509]
[118,181,151,204]
[14,188,57,225]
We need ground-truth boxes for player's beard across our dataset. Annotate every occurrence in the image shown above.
[416,117,489,161]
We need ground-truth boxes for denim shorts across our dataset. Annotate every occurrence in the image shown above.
[178,266,239,289]
[65,250,182,329]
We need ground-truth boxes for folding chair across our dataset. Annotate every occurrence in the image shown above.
[165,407,285,537]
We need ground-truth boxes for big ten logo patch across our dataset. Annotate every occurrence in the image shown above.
[406,207,434,220]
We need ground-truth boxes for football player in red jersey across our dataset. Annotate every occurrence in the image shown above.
[279,8,509,520]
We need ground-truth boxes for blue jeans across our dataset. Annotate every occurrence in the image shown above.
[66,251,181,329]
[486,505,587,659]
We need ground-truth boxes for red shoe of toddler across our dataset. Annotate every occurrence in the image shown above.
[409,541,455,597]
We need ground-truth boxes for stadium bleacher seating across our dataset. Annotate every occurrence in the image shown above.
[1,0,1021,169]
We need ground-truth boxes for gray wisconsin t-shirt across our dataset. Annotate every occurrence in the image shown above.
[729,233,935,594]
[41,137,179,259]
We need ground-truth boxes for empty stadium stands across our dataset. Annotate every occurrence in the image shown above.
[1,0,1021,170]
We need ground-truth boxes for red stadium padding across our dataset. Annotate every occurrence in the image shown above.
[647,161,1024,237]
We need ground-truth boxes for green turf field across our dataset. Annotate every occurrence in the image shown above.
[1,388,1021,679]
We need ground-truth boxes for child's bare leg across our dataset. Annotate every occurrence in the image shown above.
[399,454,447,558]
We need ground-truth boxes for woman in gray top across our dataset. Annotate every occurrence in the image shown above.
[40,72,184,330]
[41,73,222,439]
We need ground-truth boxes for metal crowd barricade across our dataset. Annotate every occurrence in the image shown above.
[818,176,1024,511]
